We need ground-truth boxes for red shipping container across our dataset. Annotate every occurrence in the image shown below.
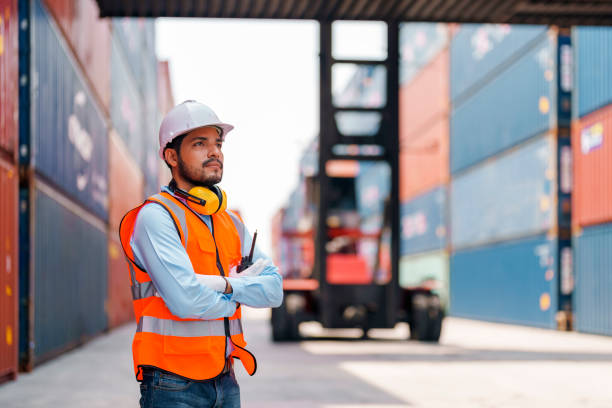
[0,158,18,383]
[326,254,371,285]
[157,60,175,115]
[108,131,144,328]
[400,118,449,201]
[399,49,449,145]
[572,104,612,228]
[0,0,18,158]
[43,0,111,110]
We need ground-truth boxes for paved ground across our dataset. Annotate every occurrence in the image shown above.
[1,309,612,407]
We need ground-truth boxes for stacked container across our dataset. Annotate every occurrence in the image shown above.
[19,0,110,369]
[449,24,573,329]
[572,27,612,336]
[0,0,19,382]
[398,23,450,308]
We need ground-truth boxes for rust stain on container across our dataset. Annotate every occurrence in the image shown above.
[0,0,18,159]
[572,104,612,227]
[0,156,18,382]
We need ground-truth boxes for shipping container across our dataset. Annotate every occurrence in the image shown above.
[21,180,108,369]
[0,0,18,159]
[399,49,449,143]
[399,118,449,201]
[573,27,612,118]
[572,104,612,227]
[355,161,390,220]
[451,135,556,250]
[0,158,18,382]
[399,250,448,308]
[31,0,109,220]
[107,237,132,328]
[157,60,175,116]
[400,186,447,256]
[112,18,155,96]
[451,24,547,102]
[400,23,448,85]
[574,222,612,336]
[451,33,567,174]
[42,0,111,110]
[110,33,145,168]
[450,234,559,328]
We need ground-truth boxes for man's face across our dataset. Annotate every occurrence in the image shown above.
[172,126,224,187]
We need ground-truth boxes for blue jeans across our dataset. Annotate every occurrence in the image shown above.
[139,367,241,408]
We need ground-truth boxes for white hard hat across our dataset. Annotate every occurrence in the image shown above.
[158,100,234,159]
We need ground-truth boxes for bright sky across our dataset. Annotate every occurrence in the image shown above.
[156,19,386,254]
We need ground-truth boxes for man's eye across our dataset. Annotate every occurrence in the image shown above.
[217,144,222,149]
[194,142,203,146]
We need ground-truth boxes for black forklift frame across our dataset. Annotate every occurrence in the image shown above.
[316,21,400,329]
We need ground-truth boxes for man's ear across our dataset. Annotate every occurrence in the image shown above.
[164,148,178,168]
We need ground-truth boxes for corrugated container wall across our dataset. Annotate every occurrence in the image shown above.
[28,181,107,367]
[450,234,559,328]
[110,33,144,170]
[400,23,448,86]
[31,0,108,220]
[0,0,18,159]
[572,104,612,228]
[573,27,612,118]
[107,131,143,328]
[157,60,174,189]
[42,0,111,111]
[450,24,547,102]
[451,33,559,174]
[400,186,447,256]
[574,223,612,336]
[0,159,18,382]
[451,135,556,250]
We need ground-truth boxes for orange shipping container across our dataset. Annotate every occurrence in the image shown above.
[43,0,111,110]
[107,131,144,328]
[0,0,18,158]
[399,49,449,145]
[572,104,612,228]
[0,158,18,383]
[400,118,449,201]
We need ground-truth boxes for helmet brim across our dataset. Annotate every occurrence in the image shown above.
[158,122,234,159]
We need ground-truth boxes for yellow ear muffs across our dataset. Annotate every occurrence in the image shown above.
[186,185,227,215]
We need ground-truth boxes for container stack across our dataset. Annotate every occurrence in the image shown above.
[397,23,450,308]
[572,27,612,336]
[15,0,168,373]
[0,0,19,383]
[449,25,573,329]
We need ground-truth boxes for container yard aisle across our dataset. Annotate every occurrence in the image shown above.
[1,309,611,407]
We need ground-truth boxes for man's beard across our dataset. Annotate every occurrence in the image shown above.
[177,154,222,188]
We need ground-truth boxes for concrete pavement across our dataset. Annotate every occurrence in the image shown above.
[1,308,612,407]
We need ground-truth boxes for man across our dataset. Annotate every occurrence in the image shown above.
[119,100,283,408]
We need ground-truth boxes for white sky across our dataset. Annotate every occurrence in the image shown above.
[156,19,386,253]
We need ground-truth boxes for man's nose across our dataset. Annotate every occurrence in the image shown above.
[208,145,221,159]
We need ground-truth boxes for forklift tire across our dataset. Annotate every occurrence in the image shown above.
[271,298,300,342]
[409,293,443,342]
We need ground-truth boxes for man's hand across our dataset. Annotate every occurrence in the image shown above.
[230,258,271,278]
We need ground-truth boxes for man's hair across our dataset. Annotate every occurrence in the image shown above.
[163,133,187,169]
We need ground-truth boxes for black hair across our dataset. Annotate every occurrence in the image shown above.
[163,133,188,169]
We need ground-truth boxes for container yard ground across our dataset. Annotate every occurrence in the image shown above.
[1,309,611,408]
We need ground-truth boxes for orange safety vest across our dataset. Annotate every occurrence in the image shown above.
[119,191,256,381]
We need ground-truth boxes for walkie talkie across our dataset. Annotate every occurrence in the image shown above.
[236,230,257,273]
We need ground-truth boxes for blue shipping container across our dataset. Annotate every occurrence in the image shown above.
[573,27,612,118]
[450,234,558,328]
[400,23,448,86]
[574,222,612,336]
[451,34,558,174]
[31,0,108,220]
[111,34,145,168]
[451,135,555,250]
[355,162,390,219]
[400,186,447,256]
[451,24,547,102]
[31,182,108,365]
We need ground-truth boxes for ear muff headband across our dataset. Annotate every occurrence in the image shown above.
[172,184,227,215]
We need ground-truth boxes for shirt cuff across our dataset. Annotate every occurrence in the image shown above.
[226,277,246,303]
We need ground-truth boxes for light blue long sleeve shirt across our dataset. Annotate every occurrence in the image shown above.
[130,186,283,321]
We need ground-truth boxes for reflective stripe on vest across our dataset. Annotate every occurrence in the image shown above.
[226,210,246,256]
[137,316,243,337]
[127,258,157,300]
[151,194,189,246]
